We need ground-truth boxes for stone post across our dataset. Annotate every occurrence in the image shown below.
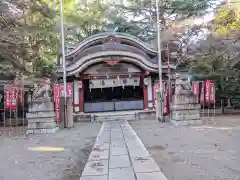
[59,97,73,128]
[59,97,65,129]
[65,97,73,128]
[156,89,164,122]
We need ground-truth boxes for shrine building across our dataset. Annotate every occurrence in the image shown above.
[57,32,176,113]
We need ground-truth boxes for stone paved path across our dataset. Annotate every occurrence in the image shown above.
[80,120,167,180]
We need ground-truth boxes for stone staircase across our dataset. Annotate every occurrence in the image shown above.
[74,110,155,122]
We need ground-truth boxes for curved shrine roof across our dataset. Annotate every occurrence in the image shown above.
[58,32,174,76]
[66,32,157,58]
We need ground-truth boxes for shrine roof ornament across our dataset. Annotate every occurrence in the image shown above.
[65,32,157,57]
[102,35,121,43]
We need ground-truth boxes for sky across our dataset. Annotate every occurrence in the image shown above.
[189,0,224,42]
[194,0,223,25]
[75,0,223,25]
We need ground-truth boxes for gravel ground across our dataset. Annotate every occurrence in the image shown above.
[130,116,240,180]
[0,122,102,180]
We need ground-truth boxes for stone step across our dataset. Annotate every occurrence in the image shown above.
[95,114,137,122]
[75,115,92,122]
[171,109,200,115]
[171,104,201,110]
[75,112,139,122]
[171,113,200,121]
[171,119,204,126]
[27,117,56,123]
[26,127,59,134]
[26,111,55,118]
[172,95,196,104]
[28,122,57,129]
[74,110,156,122]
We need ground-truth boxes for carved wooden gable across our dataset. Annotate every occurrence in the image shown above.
[83,63,142,74]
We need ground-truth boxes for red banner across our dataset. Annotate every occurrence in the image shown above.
[4,86,19,109]
[210,82,216,104]
[153,83,160,106]
[54,83,73,101]
[152,81,165,107]
[53,83,73,123]
[54,84,60,123]
[10,87,17,109]
[200,82,205,104]
[193,81,199,103]
[67,83,73,98]
[4,88,10,109]
[163,83,170,116]
[205,80,211,104]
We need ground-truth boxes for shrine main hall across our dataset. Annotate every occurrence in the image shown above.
[57,32,175,113]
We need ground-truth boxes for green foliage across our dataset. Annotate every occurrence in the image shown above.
[188,3,240,108]
[188,34,240,107]
[213,7,240,36]
[0,0,59,77]
[0,0,214,78]
[116,0,211,41]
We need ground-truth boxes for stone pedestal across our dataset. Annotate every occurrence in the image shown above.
[26,99,58,134]
[171,94,202,126]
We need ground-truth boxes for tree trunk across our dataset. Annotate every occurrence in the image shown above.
[220,99,225,114]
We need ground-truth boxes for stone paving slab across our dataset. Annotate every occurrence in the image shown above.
[93,142,109,150]
[136,172,168,180]
[88,149,109,161]
[109,167,135,180]
[126,141,145,149]
[110,146,128,156]
[80,175,108,180]
[109,155,131,168]
[79,120,168,180]
[111,140,125,147]
[132,157,161,173]
[81,160,108,176]
[128,147,151,158]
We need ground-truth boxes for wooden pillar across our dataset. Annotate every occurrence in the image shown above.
[79,80,84,112]
[143,76,148,109]
[73,81,80,112]
[147,76,153,109]
[152,78,158,108]
[152,83,155,107]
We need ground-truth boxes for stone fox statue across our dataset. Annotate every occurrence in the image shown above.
[175,74,194,96]
[32,79,51,100]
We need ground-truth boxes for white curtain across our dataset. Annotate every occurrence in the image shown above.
[89,77,140,89]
